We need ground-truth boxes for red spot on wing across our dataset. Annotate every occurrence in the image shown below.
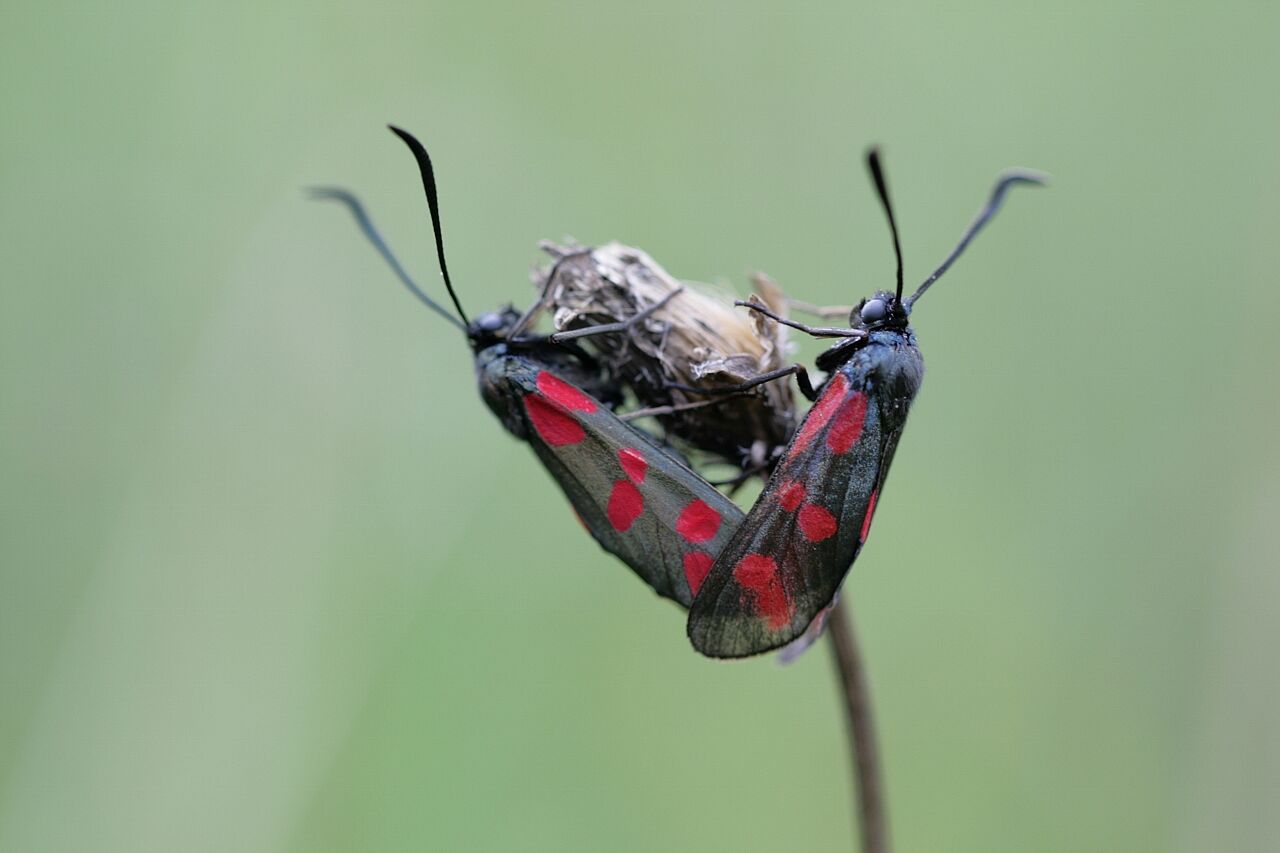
[540,371,599,412]
[733,554,791,630]
[524,394,586,446]
[536,371,598,412]
[683,552,713,596]
[618,448,648,483]
[676,499,722,543]
[860,489,879,541]
[778,481,806,512]
[606,479,644,532]
[791,373,849,455]
[826,391,868,454]
[797,503,838,542]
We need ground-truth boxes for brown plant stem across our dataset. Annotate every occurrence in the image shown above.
[827,599,889,853]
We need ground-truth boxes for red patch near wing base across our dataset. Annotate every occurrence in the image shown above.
[683,552,713,596]
[826,392,868,453]
[676,499,722,543]
[860,489,879,541]
[790,373,849,454]
[524,394,586,446]
[606,479,644,531]
[733,554,791,630]
[536,371,598,412]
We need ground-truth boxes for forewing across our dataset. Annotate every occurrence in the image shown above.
[511,364,744,607]
[687,365,901,657]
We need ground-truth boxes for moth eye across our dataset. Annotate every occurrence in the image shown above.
[476,312,505,332]
[860,299,888,323]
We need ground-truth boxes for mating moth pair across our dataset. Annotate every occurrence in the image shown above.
[316,127,1043,659]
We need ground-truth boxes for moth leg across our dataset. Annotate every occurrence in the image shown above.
[507,249,594,339]
[734,300,863,339]
[669,363,819,402]
[720,443,778,495]
[786,297,856,320]
[618,395,745,421]
[548,287,683,343]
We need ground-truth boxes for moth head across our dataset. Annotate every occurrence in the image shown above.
[851,289,910,331]
[468,306,521,349]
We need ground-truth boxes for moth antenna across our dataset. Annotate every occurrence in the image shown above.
[309,187,467,333]
[905,168,1048,309]
[866,148,904,302]
[388,125,472,328]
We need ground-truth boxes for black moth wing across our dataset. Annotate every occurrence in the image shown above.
[687,336,922,657]
[484,352,744,608]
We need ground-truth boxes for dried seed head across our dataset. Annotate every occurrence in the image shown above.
[534,241,797,469]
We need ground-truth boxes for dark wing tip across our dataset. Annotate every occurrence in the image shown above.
[687,608,806,660]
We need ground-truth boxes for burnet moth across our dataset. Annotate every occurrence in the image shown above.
[687,150,1045,658]
[534,241,798,476]
[313,127,744,608]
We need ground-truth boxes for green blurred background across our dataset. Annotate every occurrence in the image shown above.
[3,3,1278,851]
